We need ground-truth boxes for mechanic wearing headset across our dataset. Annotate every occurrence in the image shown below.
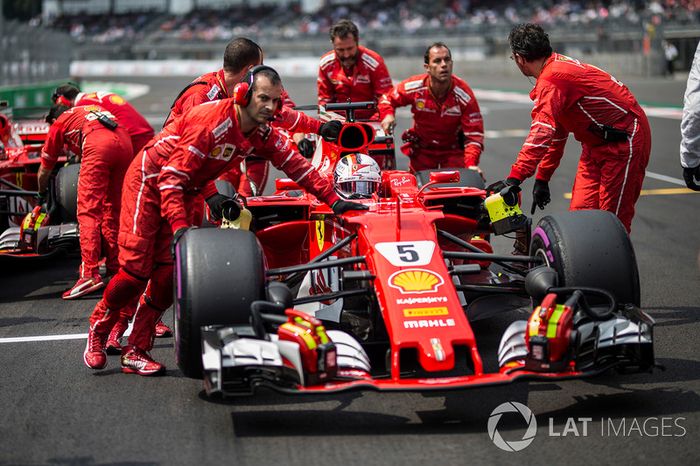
[38,105,133,299]
[52,83,154,155]
[83,66,366,375]
[318,19,393,121]
[166,37,341,197]
[378,42,485,174]
[681,41,700,192]
[491,23,651,233]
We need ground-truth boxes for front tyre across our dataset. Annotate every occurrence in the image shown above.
[530,210,640,306]
[174,228,265,378]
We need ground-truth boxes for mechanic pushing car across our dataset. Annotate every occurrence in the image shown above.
[38,104,133,299]
[378,42,485,174]
[166,37,341,197]
[318,19,393,121]
[52,84,154,154]
[491,23,651,233]
[83,66,367,375]
[680,40,700,192]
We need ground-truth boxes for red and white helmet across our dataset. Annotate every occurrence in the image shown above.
[333,153,381,199]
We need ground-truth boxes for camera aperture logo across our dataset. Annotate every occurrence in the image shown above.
[487,402,538,452]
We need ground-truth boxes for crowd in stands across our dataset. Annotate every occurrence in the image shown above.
[40,0,700,45]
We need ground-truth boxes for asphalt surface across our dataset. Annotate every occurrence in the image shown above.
[1,73,699,466]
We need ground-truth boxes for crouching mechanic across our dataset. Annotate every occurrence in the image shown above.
[52,83,154,154]
[378,42,484,174]
[83,66,367,375]
[492,24,651,233]
[38,104,133,299]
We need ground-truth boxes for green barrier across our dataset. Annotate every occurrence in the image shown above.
[0,79,72,117]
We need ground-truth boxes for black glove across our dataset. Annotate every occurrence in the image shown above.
[683,165,700,191]
[486,178,521,194]
[332,199,369,215]
[318,120,342,142]
[36,190,48,207]
[171,227,190,259]
[531,179,551,214]
[297,138,314,158]
[206,193,235,221]
[221,197,243,221]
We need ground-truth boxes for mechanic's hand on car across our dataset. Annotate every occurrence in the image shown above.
[35,190,48,210]
[171,227,192,259]
[206,193,238,221]
[468,165,485,182]
[221,197,244,221]
[531,179,551,214]
[318,120,342,142]
[381,115,396,135]
[682,165,700,191]
[332,200,369,215]
[486,178,521,194]
[297,138,315,158]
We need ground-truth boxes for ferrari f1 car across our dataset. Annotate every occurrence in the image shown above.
[173,103,654,397]
[0,106,80,260]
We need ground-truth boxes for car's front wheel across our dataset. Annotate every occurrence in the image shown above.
[529,210,640,306]
[174,228,265,379]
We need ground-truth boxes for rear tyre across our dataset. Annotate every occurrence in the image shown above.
[415,168,485,190]
[54,163,80,223]
[175,228,265,378]
[529,210,640,306]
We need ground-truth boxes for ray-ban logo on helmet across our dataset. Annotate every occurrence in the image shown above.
[487,402,537,452]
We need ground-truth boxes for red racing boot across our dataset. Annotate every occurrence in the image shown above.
[83,327,108,369]
[63,275,105,300]
[121,345,165,376]
[105,317,129,355]
[154,320,172,338]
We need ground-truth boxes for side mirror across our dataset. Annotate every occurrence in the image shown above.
[275,178,301,191]
[429,171,460,184]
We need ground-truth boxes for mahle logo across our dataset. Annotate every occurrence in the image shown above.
[487,402,538,452]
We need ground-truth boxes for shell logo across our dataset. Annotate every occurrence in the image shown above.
[109,94,126,105]
[388,268,444,294]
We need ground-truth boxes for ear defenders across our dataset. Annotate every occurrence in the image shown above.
[232,65,282,114]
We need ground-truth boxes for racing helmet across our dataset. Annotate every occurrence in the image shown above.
[333,153,380,199]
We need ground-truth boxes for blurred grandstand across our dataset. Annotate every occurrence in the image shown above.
[35,0,700,68]
[1,0,699,85]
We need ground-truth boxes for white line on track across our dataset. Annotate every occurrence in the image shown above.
[1,324,133,344]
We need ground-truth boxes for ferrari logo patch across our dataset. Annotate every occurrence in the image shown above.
[389,269,444,294]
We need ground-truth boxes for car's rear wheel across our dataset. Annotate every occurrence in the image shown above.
[54,163,80,222]
[174,228,265,379]
[415,168,485,190]
[530,210,640,306]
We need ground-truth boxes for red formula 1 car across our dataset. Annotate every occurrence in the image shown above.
[0,107,79,260]
[173,104,654,397]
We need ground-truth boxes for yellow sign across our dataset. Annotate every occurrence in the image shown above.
[403,307,449,317]
[389,269,444,294]
[315,220,324,251]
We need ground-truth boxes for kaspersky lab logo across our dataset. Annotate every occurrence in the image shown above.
[487,402,538,452]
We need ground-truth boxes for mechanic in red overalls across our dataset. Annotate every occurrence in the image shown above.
[166,37,340,197]
[377,42,485,174]
[37,105,133,299]
[51,84,166,347]
[52,84,154,154]
[83,66,366,375]
[317,19,393,121]
[493,24,651,233]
